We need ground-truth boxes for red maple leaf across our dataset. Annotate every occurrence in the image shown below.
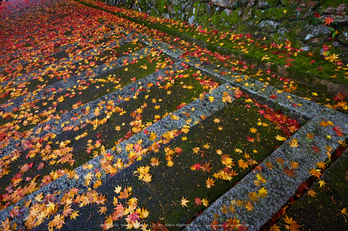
[175,147,183,154]
[128,212,140,223]
[333,92,345,101]
[193,163,201,170]
[194,197,202,206]
[312,146,320,154]
[333,126,343,137]
[324,16,333,26]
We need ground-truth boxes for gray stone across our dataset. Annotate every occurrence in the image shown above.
[188,15,195,25]
[258,0,268,9]
[246,0,255,8]
[181,1,189,11]
[322,6,335,14]
[224,8,231,16]
[258,20,279,33]
[278,27,289,35]
[211,0,231,8]
[336,3,347,15]
[338,27,348,46]
[301,25,331,43]
[172,0,180,6]
[300,46,311,51]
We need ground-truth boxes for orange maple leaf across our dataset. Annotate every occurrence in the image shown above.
[324,16,333,26]
[118,188,131,199]
[211,219,220,230]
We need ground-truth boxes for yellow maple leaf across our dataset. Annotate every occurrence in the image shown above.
[238,159,248,170]
[309,168,322,178]
[289,139,299,148]
[70,211,79,220]
[258,187,268,198]
[201,198,209,207]
[276,135,287,141]
[46,202,56,213]
[94,107,100,116]
[250,127,257,133]
[318,180,326,187]
[149,131,157,140]
[114,185,122,194]
[206,177,215,188]
[181,197,189,207]
[290,161,299,169]
[51,214,65,229]
[316,162,326,170]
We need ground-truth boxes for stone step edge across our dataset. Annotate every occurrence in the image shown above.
[185,113,348,230]
[0,60,185,159]
[0,83,234,227]
[180,55,348,126]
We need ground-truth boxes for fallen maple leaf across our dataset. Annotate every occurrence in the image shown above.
[238,159,248,170]
[206,177,215,188]
[289,139,299,148]
[333,92,345,101]
[284,167,296,178]
[181,197,189,207]
[151,221,169,231]
[308,189,316,198]
[118,188,131,199]
[194,197,202,206]
[276,135,287,141]
[211,219,220,230]
[324,16,333,26]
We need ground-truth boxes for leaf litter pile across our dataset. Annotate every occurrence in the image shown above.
[0,0,346,230]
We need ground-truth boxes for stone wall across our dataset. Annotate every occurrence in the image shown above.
[104,0,348,62]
